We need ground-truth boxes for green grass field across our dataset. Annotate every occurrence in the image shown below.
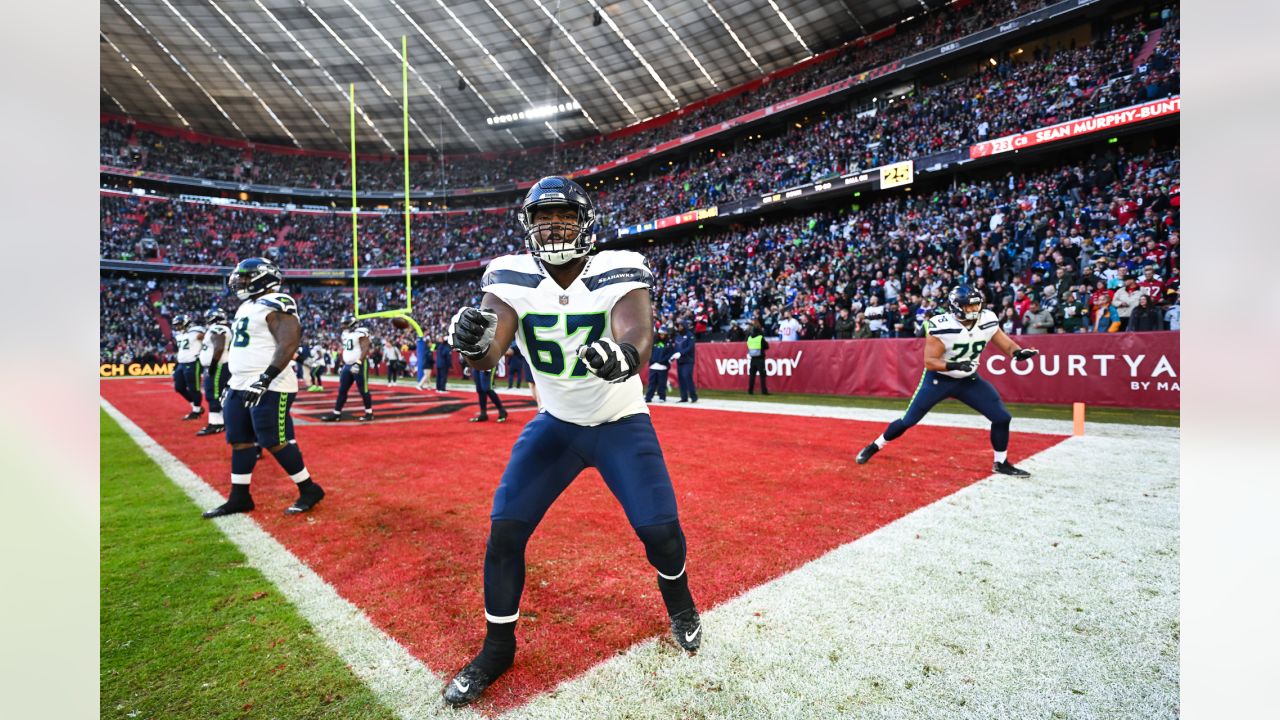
[100,410,396,720]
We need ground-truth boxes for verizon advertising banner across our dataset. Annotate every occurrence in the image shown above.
[684,332,1179,409]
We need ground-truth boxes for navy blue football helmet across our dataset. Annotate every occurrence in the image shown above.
[203,307,228,326]
[227,257,282,300]
[171,313,193,332]
[948,285,983,322]
[518,176,597,265]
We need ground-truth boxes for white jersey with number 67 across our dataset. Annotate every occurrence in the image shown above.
[925,309,1000,379]
[481,250,653,427]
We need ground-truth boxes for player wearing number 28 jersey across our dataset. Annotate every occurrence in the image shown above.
[855,285,1041,476]
[440,177,702,707]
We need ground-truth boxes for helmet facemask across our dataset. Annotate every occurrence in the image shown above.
[960,299,982,321]
[521,202,593,266]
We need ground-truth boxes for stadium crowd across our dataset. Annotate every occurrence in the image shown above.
[98,0,1156,193]
[100,271,481,367]
[101,7,1178,265]
[644,145,1180,340]
[102,193,519,267]
[100,140,1179,366]
[594,9,1179,229]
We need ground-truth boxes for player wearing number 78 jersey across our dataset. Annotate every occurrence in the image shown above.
[440,176,702,707]
[855,285,1040,476]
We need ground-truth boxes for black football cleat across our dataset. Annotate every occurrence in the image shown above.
[497,411,509,423]
[855,442,880,465]
[442,662,505,707]
[182,408,204,421]
[670,607,702,652]
[284,484,325,515]
[993,461,1031,477]
[202,498,254,519]
[357,412,375,423]
[319,411,342,422]
[470,414,489,423]
[195,423,224,436]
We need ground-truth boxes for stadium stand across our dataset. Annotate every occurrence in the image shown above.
[99,0,1180,364]
[100,0,1173,194]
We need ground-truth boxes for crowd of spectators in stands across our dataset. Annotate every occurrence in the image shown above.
[100,7,1178,269]
[100,141,1180,364]
[594,9,1178,230]
[643,145,1180,340]
[101,193,520,267]
[100,272,481,366]
[99,0,1132,193]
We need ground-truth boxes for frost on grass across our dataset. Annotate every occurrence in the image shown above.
[505,433,1179,720]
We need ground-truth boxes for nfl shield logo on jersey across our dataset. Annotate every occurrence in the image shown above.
[559,294,570,305]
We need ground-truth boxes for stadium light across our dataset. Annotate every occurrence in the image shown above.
[485,101,582,127]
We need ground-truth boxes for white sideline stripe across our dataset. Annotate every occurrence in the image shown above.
[100,398,479,720]
[660,396,1178,441]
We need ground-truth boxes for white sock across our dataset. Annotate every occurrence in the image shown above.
[874,434,888,448]
[994,450,1008,463]
[192,404,202,412]
[209,412,223,425]
[290,469,311,483]
[231,474,252,485]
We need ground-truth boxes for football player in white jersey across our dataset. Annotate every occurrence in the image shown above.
[320,316,374,422]
[855,285,1040,476]
[440,177,701,706]
[195,307,232,436]
[201,258,325,519]
[171,313,206,420]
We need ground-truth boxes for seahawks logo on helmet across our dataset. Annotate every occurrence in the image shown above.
[203,307,228,325]
[518,176,597,266]
[227,257,283,301]
[948,285,983,322]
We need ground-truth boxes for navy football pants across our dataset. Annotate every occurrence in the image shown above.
[883,371,1012,451]
[483,412,683,621]
[174,361,202,405]
[203,363,229,412]
[334,361,372,412]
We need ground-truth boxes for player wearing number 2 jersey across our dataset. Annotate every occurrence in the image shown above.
[440,177,702,707]
[855,285,1041,476]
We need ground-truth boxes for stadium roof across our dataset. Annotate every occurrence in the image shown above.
[101,0,934,153]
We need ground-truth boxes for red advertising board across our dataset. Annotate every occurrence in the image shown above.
[969,96,1180,159]
[680,332,1180,409]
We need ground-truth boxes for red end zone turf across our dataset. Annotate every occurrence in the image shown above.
[101,379,1065,714]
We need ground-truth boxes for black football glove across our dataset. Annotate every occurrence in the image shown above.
[448,307,498,359]
[244,372,273,407]
[577,339,639,383]
[945,359,976,373]
[1013,348,1039,361]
